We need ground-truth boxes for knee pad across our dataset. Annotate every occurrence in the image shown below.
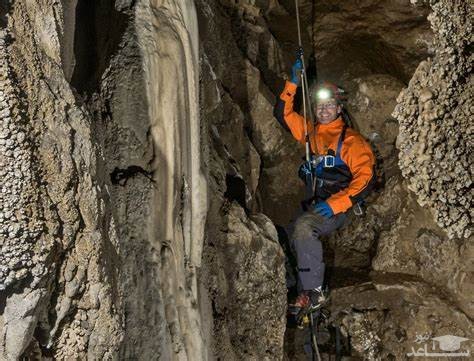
[292,223,313,242]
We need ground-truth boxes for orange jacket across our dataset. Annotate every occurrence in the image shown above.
[274,81,376,214]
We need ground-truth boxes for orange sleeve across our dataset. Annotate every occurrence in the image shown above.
[326,135,376,214]
[276,81,312,145]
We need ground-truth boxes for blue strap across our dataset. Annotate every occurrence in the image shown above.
[336,125,348,157]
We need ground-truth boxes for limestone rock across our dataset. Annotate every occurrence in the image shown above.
[1,0,472,360]
[393,0,473,239]
[197,0,305,226]
[204,202,286,359]
[330,275,473,361]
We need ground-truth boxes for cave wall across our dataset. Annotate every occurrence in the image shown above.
[197,1,289,358]
[307,1,473,359]
[371,0,473,315]
[0,0,286,359]
[196,0,307,227]
[259,0,472,359]
[393,0,472,240]
[0,1,124,358]
[0,0,210,358]
[0,0,472,360]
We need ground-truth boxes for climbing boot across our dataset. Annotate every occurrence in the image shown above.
[288,288,327,328]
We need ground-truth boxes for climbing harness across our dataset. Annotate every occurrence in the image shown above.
[353,202,364,216]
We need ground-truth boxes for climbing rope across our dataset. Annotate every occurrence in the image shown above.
[295,0,313,163]
[295,4,321,357]
[300,52,311,164]
[296,2,315,117]
[309,312,322,361]
[295,0,317,196]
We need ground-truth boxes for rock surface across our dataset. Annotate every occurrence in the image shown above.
[393,0,473,240]
[0,0,472,360]
[320,2,473,359]
[198,2,289,356]
[197,0,306,226]
[1,0,286,359]
[278,1,473,359]
[330,274,473,360]
[0,2,123,358]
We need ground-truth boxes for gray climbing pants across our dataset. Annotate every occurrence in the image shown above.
[289,211,347,291]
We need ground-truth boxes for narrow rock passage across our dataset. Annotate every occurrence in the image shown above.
[269,1,473,359]
[0,0,471,360]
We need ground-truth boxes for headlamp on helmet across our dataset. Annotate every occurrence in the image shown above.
[316,88,332,101]
[311,82,346,104]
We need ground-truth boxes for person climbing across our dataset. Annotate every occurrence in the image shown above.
[274,57,376,317]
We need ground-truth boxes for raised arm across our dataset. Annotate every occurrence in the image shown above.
[274,81,312,145]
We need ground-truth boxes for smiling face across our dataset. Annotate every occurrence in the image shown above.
[315,98,342,124]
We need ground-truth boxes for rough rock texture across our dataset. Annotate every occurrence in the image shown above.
[203,200,285,359]
[1,0,473,360]
[393,0,473,239]
[0,2,122,358]
[275,1,473,359]
[278,0,432,83]
[316,2,473,359]
[370,176,473,318]
[0,0,209,359]
[197,0,306,226]
[197,1,288,357]
[1,0,286,359]
[0,27,45,293]
[330,274,473,360]
[349,75,406,178]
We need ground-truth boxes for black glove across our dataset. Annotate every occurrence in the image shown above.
[298,161,314,184]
